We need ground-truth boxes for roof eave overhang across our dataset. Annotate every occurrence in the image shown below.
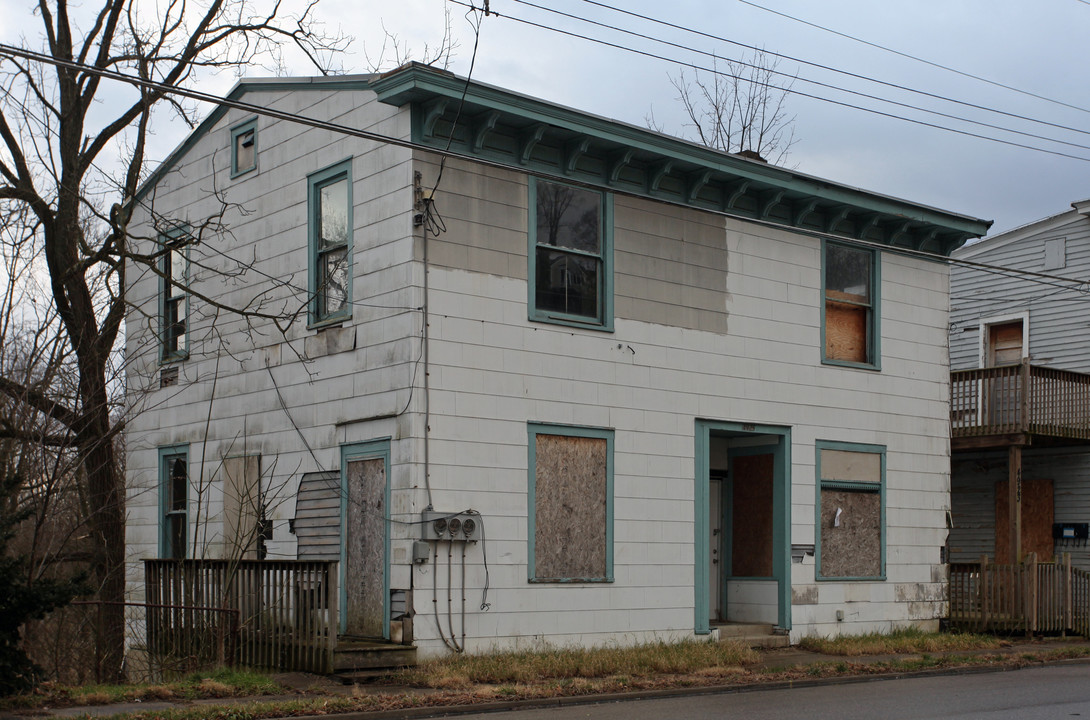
[373,63,992,256]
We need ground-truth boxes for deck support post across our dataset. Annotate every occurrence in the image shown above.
[1008,444,1022,563]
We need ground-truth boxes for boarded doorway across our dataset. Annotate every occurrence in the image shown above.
[698,422,790,634]
[995,477,1054,563]
[342,442,389,638]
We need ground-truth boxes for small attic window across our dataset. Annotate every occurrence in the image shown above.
[1044,238,1066,270]
[231,118,258,177]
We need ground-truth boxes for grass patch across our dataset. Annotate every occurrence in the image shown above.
[393,639,759,688]
[0,667,287,711]
[796,628,1006,656]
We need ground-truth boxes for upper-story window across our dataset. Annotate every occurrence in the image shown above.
[159,230,188,362]
[822,240,879,369]
[529,178,613,330]
[308,160,352,324]
[230,118,258,177]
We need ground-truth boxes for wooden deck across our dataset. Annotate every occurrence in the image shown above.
[951,362,1090,450]
[145,559,338,674]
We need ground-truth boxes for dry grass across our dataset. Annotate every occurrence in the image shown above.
[796,628,1007,656]
[393,639,759,689]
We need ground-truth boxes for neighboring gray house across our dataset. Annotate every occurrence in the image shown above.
[124,63,990,666]
[948,199,1090,571]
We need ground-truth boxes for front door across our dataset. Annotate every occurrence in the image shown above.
[342,442,388,638]
[709,475,723,622]
[985,320,1025,426]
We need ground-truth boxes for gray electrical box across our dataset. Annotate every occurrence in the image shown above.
[422,510,482,542]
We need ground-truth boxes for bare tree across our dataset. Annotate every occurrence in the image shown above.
[0,0,347,682]
[362,4,460,72]
[649,50,798,165]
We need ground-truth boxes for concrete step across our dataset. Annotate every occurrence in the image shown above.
[714,623,791,649]
[333,639,417,672]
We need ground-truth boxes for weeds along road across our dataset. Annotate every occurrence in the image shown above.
[442,663,1090,720]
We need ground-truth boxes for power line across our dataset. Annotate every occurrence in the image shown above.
[572,0,1090,142]
[2,40,1087,295]
[738,0,1090,118]
[454,1,1090,163]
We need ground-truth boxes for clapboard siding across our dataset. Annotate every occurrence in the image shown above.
[296,471,341,562]
[949,449,1090,571]
[951,210,1090,372]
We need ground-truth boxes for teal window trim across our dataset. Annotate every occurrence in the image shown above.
[814,440,886,582]
[527,422,614,583]
[158,444,189,559]
[527,176,614,332]
[230,117,258,178]
[821,239,881,371]
[158,226,190,363]
[308,158,354,327]
[339,438,392,637]
[694,420,792,635]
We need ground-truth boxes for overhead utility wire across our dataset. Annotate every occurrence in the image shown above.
[504,0,1090,155]
[454,4,1090,163]
[1,41,1087,294]
[576,0,1090,140]
[738,0,1090,118]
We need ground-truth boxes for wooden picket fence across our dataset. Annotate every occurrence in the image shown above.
[145,559,338,673]
[949,553,1090,636]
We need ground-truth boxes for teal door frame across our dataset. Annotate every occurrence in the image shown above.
[694,420,791,634]
[339,438,392,638]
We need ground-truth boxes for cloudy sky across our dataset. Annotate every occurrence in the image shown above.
[4,0,1089,237]
[343,0,1090,237]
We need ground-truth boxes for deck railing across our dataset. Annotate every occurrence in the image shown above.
[951,362,1090,440]
[949,553,1090,636]
[145,559,338,674]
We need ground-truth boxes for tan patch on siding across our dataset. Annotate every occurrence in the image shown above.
[534,434,607,580]
[821,450,881,483]
[792,585,819,605]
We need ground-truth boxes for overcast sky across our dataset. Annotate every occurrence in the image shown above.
[4,0,1089,237]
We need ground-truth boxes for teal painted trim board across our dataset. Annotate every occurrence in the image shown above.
[307,158,354,326]
[694,421,792,634]
[157,444,189,559]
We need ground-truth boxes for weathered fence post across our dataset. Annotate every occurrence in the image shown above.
[1064,552,1073,635]
[1026,552,1038,636]
[980,555,990,632]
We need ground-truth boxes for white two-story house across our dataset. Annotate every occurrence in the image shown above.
[124,63,990,666]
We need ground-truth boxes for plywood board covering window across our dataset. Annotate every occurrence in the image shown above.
[529,425,613,582]
[816,443,884,580]
[223,455,261,559]
[995,477,1053,563]
[823,241,877,367]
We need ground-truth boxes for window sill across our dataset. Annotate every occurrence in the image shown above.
[529,577,614,584]
[529,311,614,333]
[230,166,257,179]
[815,575,886,582]
[821,357,881,372]
[159,354,189,366]
[307,316,350,332]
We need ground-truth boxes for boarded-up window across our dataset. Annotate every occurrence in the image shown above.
[295,471,341,562]
[222,455,261,559]
[824,242,876,365]
[529,425,613,582]
[817,444,884,579]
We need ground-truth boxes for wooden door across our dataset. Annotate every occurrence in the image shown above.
[987,321,1023,366]
[709,476,723,622]
[344,455,386,637]
[995,477,1053,563]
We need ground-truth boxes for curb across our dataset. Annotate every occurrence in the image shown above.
[250,653,1090,720]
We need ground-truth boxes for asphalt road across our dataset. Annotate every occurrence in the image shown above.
[448,664,1090,719]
